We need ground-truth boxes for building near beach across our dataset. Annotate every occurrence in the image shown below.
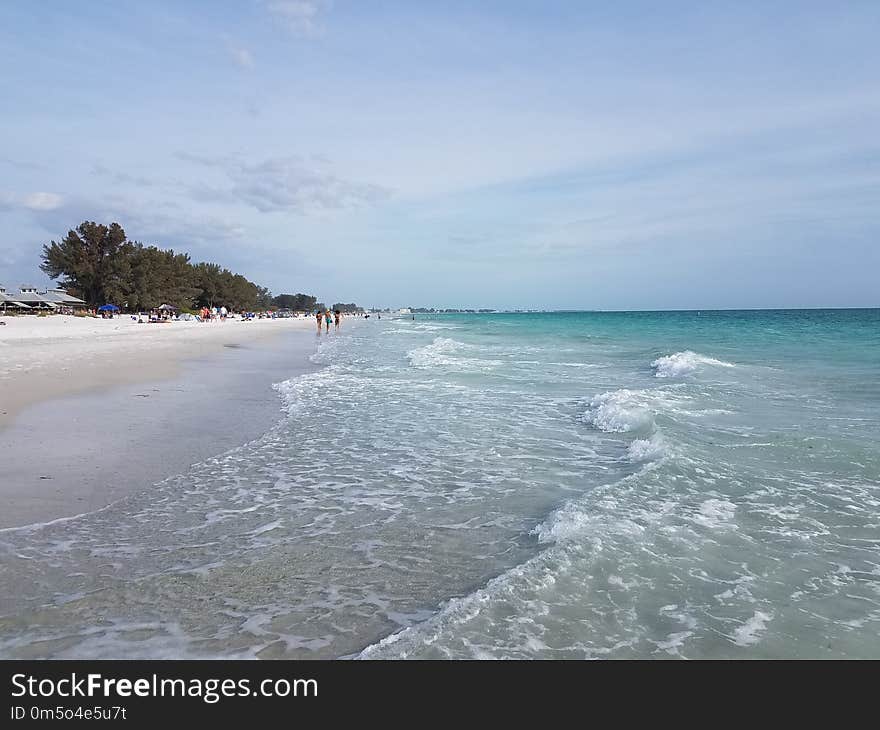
[5,285,86,311]
[0,285,31,311]
[14,285,55,310]
[40,287,88,308]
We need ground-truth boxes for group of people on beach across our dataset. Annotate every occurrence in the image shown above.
[199,306,228,322]
[316,309,342,333]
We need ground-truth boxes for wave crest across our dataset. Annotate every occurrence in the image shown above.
[407,337,466,367]
[407,337,501,372]
[651,351,735,378]
[584,389,655,434]
[627,434,666,462]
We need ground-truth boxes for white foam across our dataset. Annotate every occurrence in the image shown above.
[627,434,666,462]
[249,520,283,536]
[531,462,663,545]
[407,337,464,367]
[358,544,572,659]
[413,323,460,331]
[534,505,640,545]
[653,631,694,654]
[584,389,655,433]
[407,337,500,371]
[652,351,735,378]
[694,499,737,528]
[732,610,773,646]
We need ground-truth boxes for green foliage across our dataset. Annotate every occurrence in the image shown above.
[40,221,131,306]
[193,263,266,311]
[40,220,282,313]
[255,285,274,311]
[332,302,360,313]
[272,293,318,311]
[192,262,223,307]
[126,245,200,311]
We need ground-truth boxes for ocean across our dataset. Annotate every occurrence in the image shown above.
[1,309,879,658]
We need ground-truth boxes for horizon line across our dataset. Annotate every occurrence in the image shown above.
[393,306,880,313]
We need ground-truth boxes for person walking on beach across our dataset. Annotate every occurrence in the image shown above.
[315,309,323,333]
[334,310,341,329]
[324,309,332,333]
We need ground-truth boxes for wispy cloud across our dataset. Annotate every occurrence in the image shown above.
[19,192,248,255]
[3,1,879,305]
[267,0,329,37]
[488,132,880,259]
[177,153,390,213]
[23,193,64,211]
[175,152,220,167]
[0,157,45,171]
[0,191,64,212]
[91,164,155,188]
[228,46,254,69]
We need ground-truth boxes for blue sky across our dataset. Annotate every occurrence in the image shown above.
[1,0,878,309]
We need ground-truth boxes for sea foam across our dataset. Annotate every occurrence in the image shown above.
[584,389,656,433]
[407,337,501,371]
[732,610,773,646]
[407,337,464,367]
[651,351,735,378]
[627,434,666,462]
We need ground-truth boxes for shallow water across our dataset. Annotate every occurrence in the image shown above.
[1,310,879,658]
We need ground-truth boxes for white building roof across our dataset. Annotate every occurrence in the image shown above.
[0,291,31,308]
[41,289,86,305]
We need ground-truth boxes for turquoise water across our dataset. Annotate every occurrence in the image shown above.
[1,310,879,658]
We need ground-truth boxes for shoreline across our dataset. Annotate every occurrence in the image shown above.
[0,316,322,528]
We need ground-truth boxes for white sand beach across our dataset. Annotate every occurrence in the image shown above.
[0,314,320,528]
[0,314,314,430]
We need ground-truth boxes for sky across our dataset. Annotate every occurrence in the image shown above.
[1,0,878,310]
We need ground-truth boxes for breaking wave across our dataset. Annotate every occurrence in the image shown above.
[652,351,735,378]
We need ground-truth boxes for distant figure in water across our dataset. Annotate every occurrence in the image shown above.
[334,310,341,329]
[315,309,323,333]
[324,309,332,332]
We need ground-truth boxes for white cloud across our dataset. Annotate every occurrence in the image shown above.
[0,191,64,211]
[178,153,390,213]
[23,192,64,211]
[267,0,328,36]
[229,46,254,69]
[21,192,250,254]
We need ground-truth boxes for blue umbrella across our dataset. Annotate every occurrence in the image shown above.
[97,304,120,312]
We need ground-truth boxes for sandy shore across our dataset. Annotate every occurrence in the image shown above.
[0,314,314,430]
[0,314,321,528]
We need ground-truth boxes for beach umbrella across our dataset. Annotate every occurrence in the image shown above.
[157,303,178,311]
[97,304,120,312]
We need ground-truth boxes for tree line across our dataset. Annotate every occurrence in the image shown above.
[272,293,320,311]
[40,221,321,312]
